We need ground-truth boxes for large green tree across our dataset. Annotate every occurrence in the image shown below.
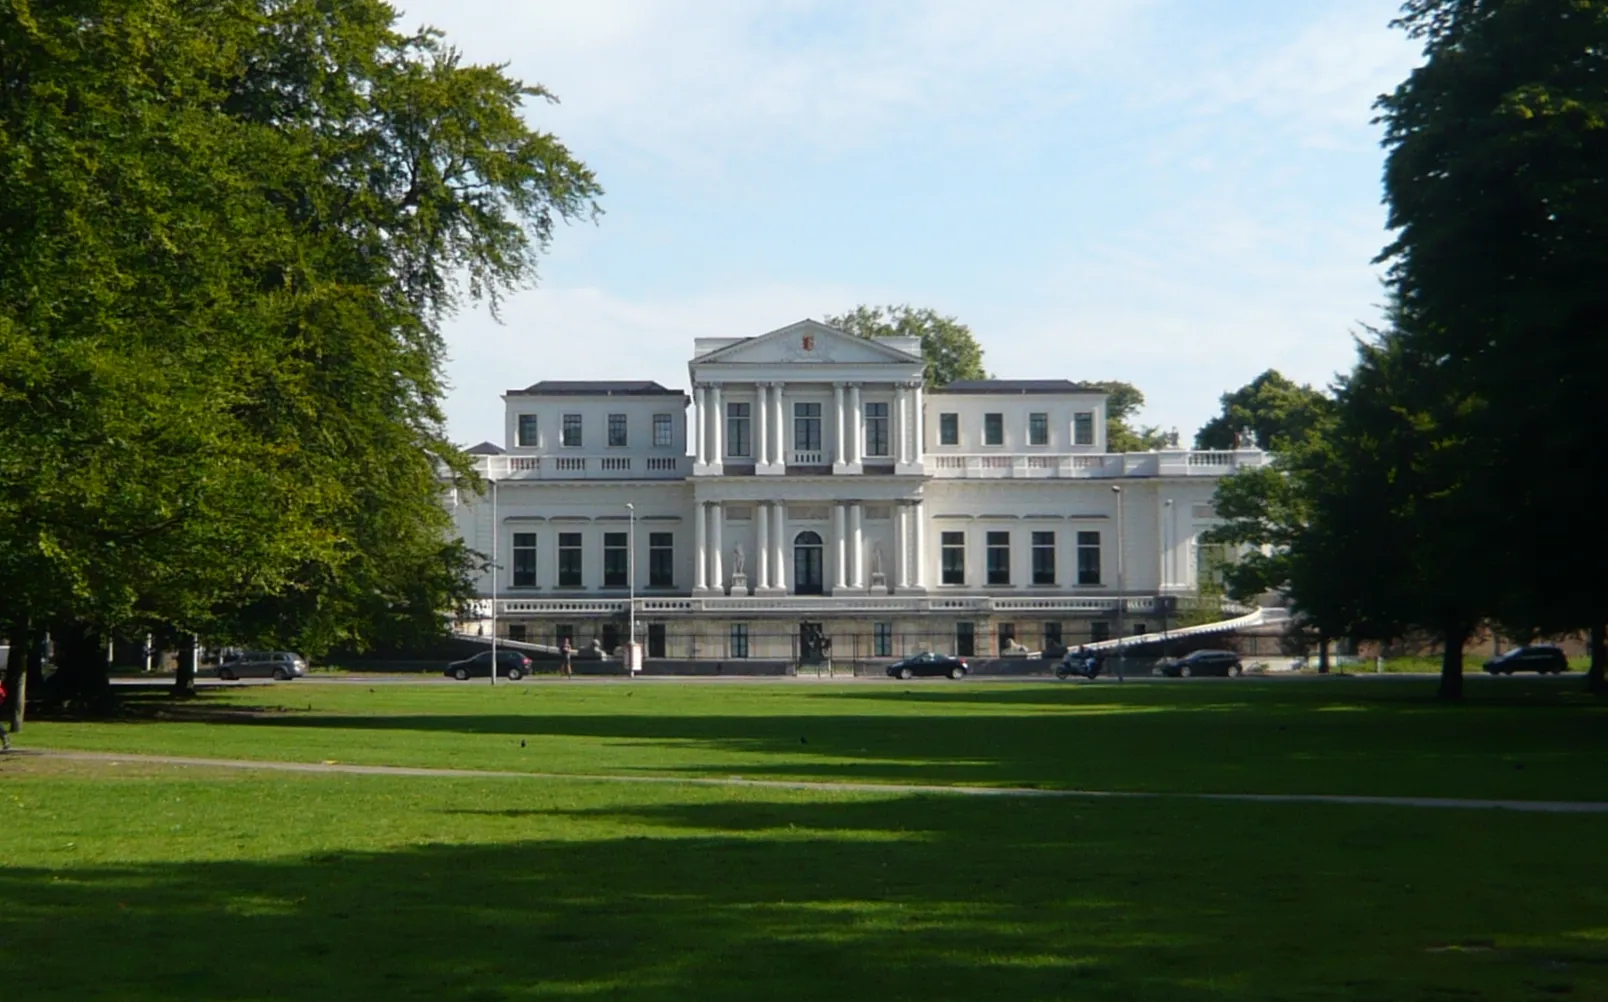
[0,0,600,704]
[823,305,986,387]
[1195,370,1332,451]
[1091,381,1169,453]
[1377,0,1608,692]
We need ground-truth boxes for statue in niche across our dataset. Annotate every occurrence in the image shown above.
[733,542,746,576]
[871,543,883,578]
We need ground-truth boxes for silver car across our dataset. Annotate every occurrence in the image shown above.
[215,651,307,681]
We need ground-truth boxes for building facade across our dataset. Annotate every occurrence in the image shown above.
[448,320,1269,661]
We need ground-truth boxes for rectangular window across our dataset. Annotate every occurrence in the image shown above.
[649,532,673,588]
[512,532,537,587]
[653,413,674,448]
[794,402,822,451]
[941,531,966,585]
[986,531,1011,585]
[956,621,975,657]
[1090,621,1111,643]
[508,624,527,642]
[517,414,539,448]
[864,402,889,456]
[607,413,628,448]
[556,623,575,647]
[1073,411,1095,446]
[1043,622,1063,649]
[1077,531,1102,585]
[603,531,628,587]
[998,622,1016,654]
[730,623,750,659]
[561,414,583,448]
[601,623,619,653]
[983,413,1004,446]
[1032,530,1055,585]
[558,532,582,587]
[727,402,751,457]
[939,412,959,445]
[873,623,892,658]
[1028,412,1048,446]
[647,623,666,659]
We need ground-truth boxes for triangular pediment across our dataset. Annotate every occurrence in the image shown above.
[694,320,923,366]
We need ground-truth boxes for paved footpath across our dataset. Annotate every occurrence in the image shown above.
[24,749,1608,814]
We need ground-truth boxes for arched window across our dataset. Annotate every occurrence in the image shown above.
[793,531,824,595]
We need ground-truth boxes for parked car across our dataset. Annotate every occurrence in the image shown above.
[445,650,532,681]
[214,651,307,681]
[1154,649,1243,678]
[1056,649,1102,680]
[1483,645,1569,675]
[886,652,969,679]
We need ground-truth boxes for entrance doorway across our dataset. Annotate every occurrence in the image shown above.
[647,623,666,659]
[793,530,824,595]
[956,621,975,657]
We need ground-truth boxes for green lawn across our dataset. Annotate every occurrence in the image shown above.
[4,677,1606,1000]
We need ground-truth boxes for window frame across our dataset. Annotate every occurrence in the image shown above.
[726,402,752,458]
[940,530,966,586]
[602,531,628,588]
[648,531,674,588]
[730,623,750,659]
[1077,530,1102,585]
[938,412,959,446]
[864,401,889,457]
[1028,412,1049,446]
[872,622,893,658]
[986,531,1011,586]
[983,412,1004,446]
[1031,530,1055,585]
[1073,411,1095,447]
[561,414,583,449]
[512,532,537,588]
[557,532,583,587]
[652,413,674,448]
[793,401,822,452]
[607,413,628,448]
[516,414,539,448]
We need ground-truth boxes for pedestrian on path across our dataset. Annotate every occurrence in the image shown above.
[561,639,573,679]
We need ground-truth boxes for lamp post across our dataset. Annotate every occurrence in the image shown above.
[1111,484,1125,682]
[489,472,499,686]
[626,502,637,675]
[1163,498,1174,649]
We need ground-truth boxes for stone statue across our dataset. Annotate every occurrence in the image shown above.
[733,542,746,576]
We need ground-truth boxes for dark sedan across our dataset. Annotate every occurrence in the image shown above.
[886,652,969,680]
[1154,649,1243,678]
[1483,645,1569,675]
[445,650,532,681]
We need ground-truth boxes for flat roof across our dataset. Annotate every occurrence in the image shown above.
[506,380,686,397]
[929,379,1105,395]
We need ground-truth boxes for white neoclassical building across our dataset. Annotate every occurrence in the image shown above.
[448,320,1269,662]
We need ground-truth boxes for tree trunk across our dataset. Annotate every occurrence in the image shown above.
[25,627,45,694]
[4,617,29,734]
[173,632,197,698]
[1437,624,1468,700]
[46,620,115,713]
[1588,623,1606,695]
[1317,636,1330,674]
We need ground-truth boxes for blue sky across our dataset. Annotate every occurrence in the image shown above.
[395,0,1423,447]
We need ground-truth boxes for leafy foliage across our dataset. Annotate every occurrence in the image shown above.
[1195,370,1332,451]
[1090,381,1169,452]
[0,1,600,685]
[823,305,986,387]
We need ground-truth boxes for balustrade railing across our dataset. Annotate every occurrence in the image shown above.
[474,454,687,480]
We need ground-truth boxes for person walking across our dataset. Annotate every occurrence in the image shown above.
[560,639,573,679]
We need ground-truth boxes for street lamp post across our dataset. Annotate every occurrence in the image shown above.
[1112,484,1125,682]
[490,473,499,686]
[626,502,637,675]
[1163,498,1174,649]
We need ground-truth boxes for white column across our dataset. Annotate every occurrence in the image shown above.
[911,384,924,463]
[771,501,786,591]
[693,386,707,466]
[773,382,787,466]
[833,503,848,591]
[693,502,708,591]
[849,502,864,588]
[710,384,724,466]
[913,502,927,588]
[848,384,862,465]
[756,501,770,590]
[895,504,910,589]
[833,382,846,466]
[710,501,724,593]
[755,383,770,467]
[894,384,908,466]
